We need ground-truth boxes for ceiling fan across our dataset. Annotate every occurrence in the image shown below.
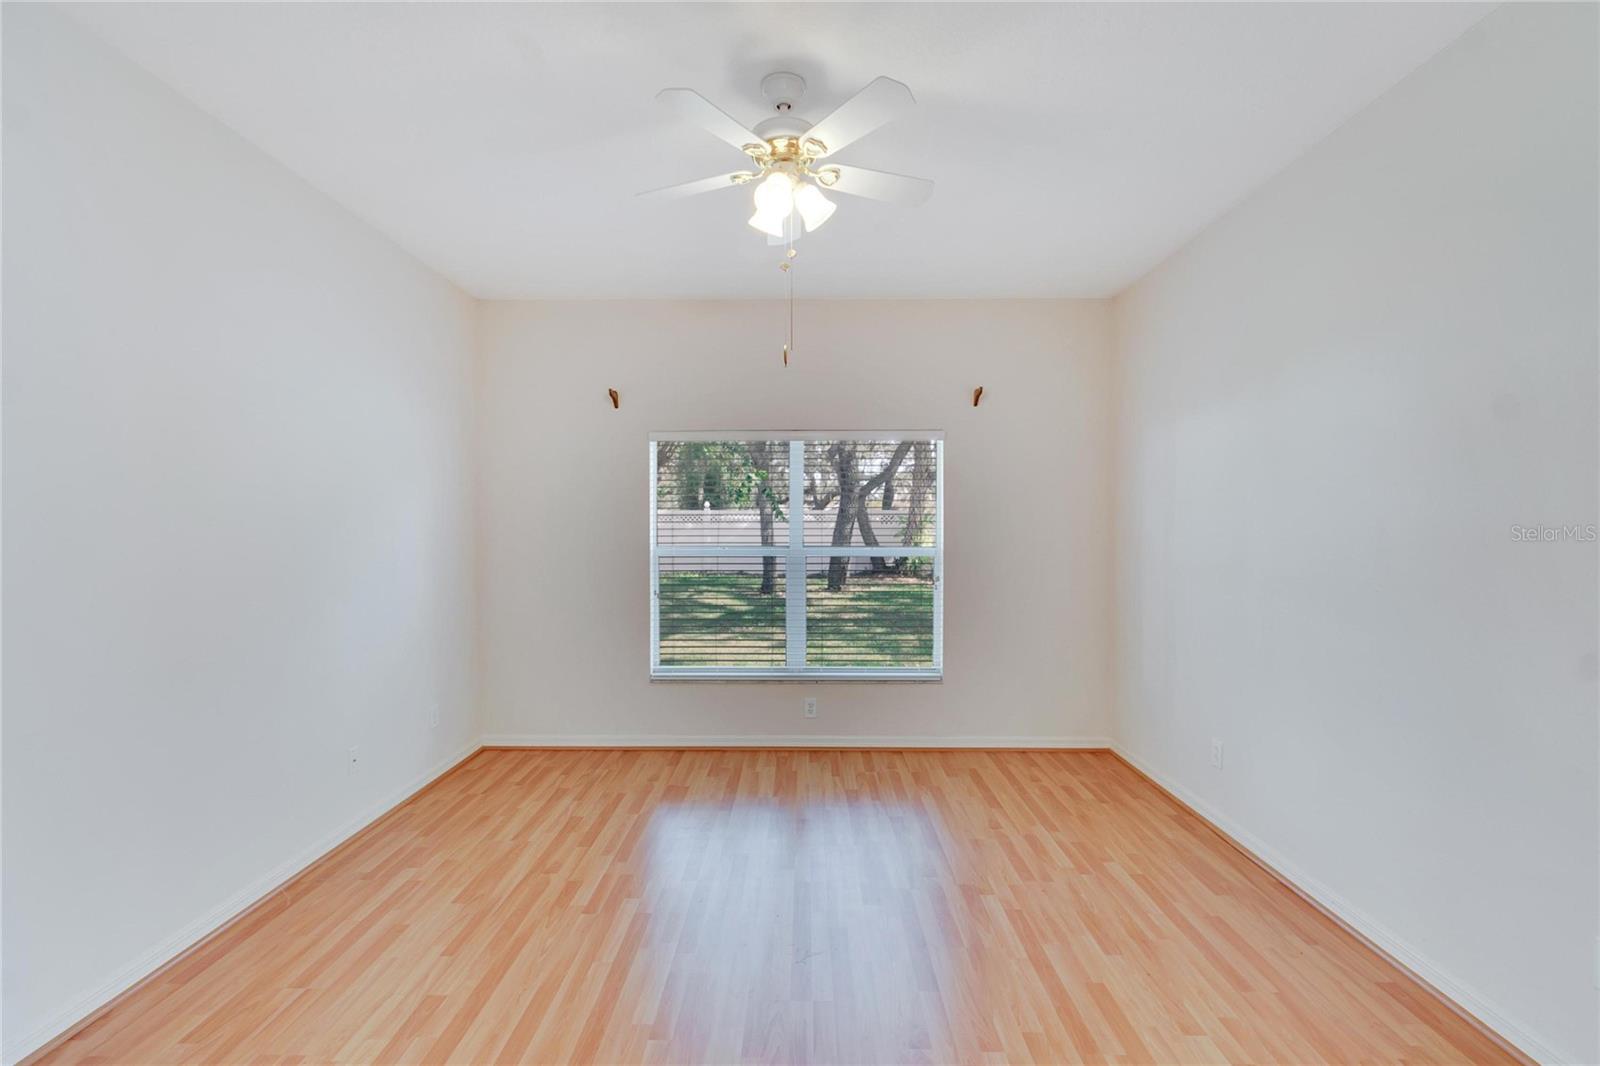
[638,71,934,242]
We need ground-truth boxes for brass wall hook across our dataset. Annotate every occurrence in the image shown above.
[972,386,984,407]
[608,388,620,410]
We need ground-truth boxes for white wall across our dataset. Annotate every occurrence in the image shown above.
[1,8,480,1060]
[478,299,1113,744]
[1111,5,1598,1063]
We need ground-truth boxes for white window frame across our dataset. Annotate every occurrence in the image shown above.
[650,431,944,681]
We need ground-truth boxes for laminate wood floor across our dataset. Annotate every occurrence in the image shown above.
[34,749,1516,1065]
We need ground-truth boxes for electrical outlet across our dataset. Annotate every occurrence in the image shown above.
[1210,739,1224,769]
[803,697,818,719]
[347,746,360,774]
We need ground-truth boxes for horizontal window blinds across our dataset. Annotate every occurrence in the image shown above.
[651,436,943,679]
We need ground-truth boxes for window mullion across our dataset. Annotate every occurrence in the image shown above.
[785,439,806,670]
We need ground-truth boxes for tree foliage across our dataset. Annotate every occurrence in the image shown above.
[659,441,784,520]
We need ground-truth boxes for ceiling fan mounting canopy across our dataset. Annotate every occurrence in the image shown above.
[760,71,807,111]
[753,72,814,139]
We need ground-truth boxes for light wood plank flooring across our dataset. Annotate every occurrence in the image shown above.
[34,749,1516,1064]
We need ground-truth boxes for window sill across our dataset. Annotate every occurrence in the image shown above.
[650,669,943,684]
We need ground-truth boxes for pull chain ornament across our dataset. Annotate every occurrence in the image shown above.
[780,244,796,366]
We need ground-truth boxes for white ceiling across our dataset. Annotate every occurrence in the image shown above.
[69,2,1491,300]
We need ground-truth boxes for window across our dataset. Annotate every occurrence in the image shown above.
[651,433,943,679]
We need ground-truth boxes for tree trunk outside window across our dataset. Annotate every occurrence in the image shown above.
[747,441,778,595]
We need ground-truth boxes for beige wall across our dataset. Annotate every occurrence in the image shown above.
[477,299,1114,744]
[2,9,480,1059]
[8,4,1596,1065]
[1111,6,1599,1062]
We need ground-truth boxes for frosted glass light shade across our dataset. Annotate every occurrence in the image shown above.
[794,183,836,232]
[748,173,796,237]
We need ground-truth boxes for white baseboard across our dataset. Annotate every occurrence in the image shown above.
[1111,745,1563,1066]
[481,733,1113,749]
[6,742,482,1066]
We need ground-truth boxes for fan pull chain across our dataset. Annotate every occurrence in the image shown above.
[779,241,796,366]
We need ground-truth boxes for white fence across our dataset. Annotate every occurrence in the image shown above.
[657,506,916,546]
[656,506,930,576]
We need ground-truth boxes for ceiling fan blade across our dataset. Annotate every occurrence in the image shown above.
[656,88,764,153]
[804,76,915,158]
[821,165,934,207]
[637,171,753,201]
